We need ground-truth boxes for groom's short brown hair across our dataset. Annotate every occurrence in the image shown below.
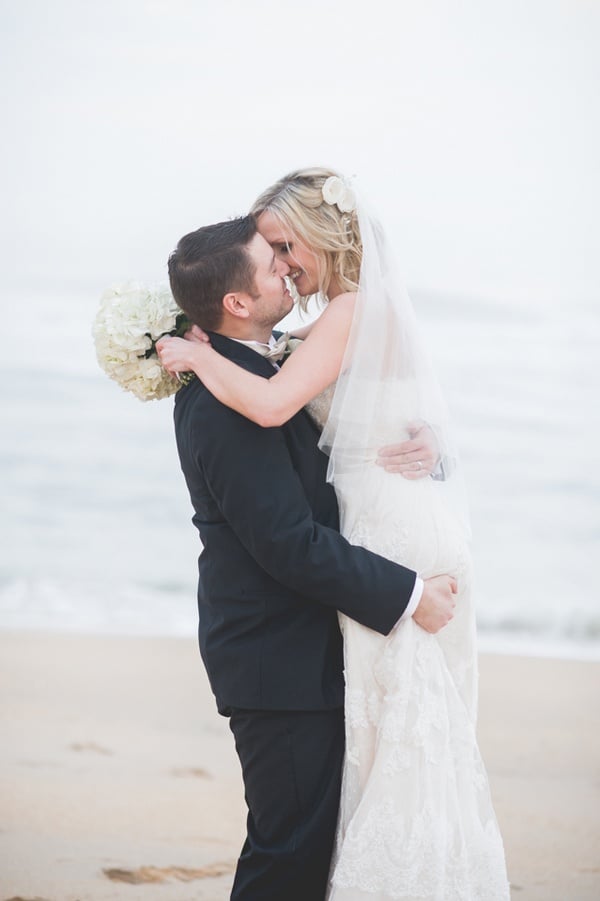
[168,216,258,331]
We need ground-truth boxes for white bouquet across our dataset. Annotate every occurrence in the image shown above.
[93,281,193,401]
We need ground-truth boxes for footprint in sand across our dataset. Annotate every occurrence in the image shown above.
[3,897,57,901]
[103,863,235,884]
[170,766,211,779]
[69,741,113,755]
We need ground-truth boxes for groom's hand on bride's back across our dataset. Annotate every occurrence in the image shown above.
[376,421,441,479]
[413,575,457,633]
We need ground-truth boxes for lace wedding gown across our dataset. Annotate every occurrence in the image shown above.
[306,384,510,901]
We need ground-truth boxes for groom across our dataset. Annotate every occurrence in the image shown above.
[162,216,456,900]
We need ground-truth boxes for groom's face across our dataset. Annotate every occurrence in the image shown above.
[244,233,294,327]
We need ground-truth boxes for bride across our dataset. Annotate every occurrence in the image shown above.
[157,168,509,900]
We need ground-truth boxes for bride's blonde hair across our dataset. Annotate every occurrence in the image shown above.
[250,167,363,308]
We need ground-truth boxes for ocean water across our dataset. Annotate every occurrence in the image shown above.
[1,287,599,659]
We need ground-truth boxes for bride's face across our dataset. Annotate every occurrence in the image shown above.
[256,210,321,297]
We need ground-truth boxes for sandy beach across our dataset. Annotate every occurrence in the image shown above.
[0,632,598,901]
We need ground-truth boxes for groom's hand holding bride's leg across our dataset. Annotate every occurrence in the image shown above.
[412,574,457,633]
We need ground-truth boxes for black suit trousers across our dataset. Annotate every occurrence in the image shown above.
[229,707,345,901]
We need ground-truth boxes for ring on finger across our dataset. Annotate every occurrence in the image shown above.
[416,460,423,470]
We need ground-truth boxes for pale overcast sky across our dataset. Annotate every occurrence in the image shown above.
[2,0,598,307]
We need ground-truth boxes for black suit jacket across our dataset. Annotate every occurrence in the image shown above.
[174,331,417,714]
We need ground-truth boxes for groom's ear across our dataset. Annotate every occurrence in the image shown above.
[222,291,252,320]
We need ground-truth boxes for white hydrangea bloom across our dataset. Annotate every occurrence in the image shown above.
[93,281,187,401]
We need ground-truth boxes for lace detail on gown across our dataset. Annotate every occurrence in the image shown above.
[305,382,337,432]
[304,383,509,901]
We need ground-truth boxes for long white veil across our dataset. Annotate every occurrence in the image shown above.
[318,193,471,540]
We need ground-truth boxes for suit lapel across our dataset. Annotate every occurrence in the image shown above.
[208,331,278,379]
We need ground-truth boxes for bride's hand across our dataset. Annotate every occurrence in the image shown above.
[185,324,210,345]
[156,333,211,375]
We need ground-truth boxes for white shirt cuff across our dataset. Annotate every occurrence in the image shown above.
[392,576,423,630]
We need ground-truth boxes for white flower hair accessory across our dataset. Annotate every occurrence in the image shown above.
[322,175,356,214]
